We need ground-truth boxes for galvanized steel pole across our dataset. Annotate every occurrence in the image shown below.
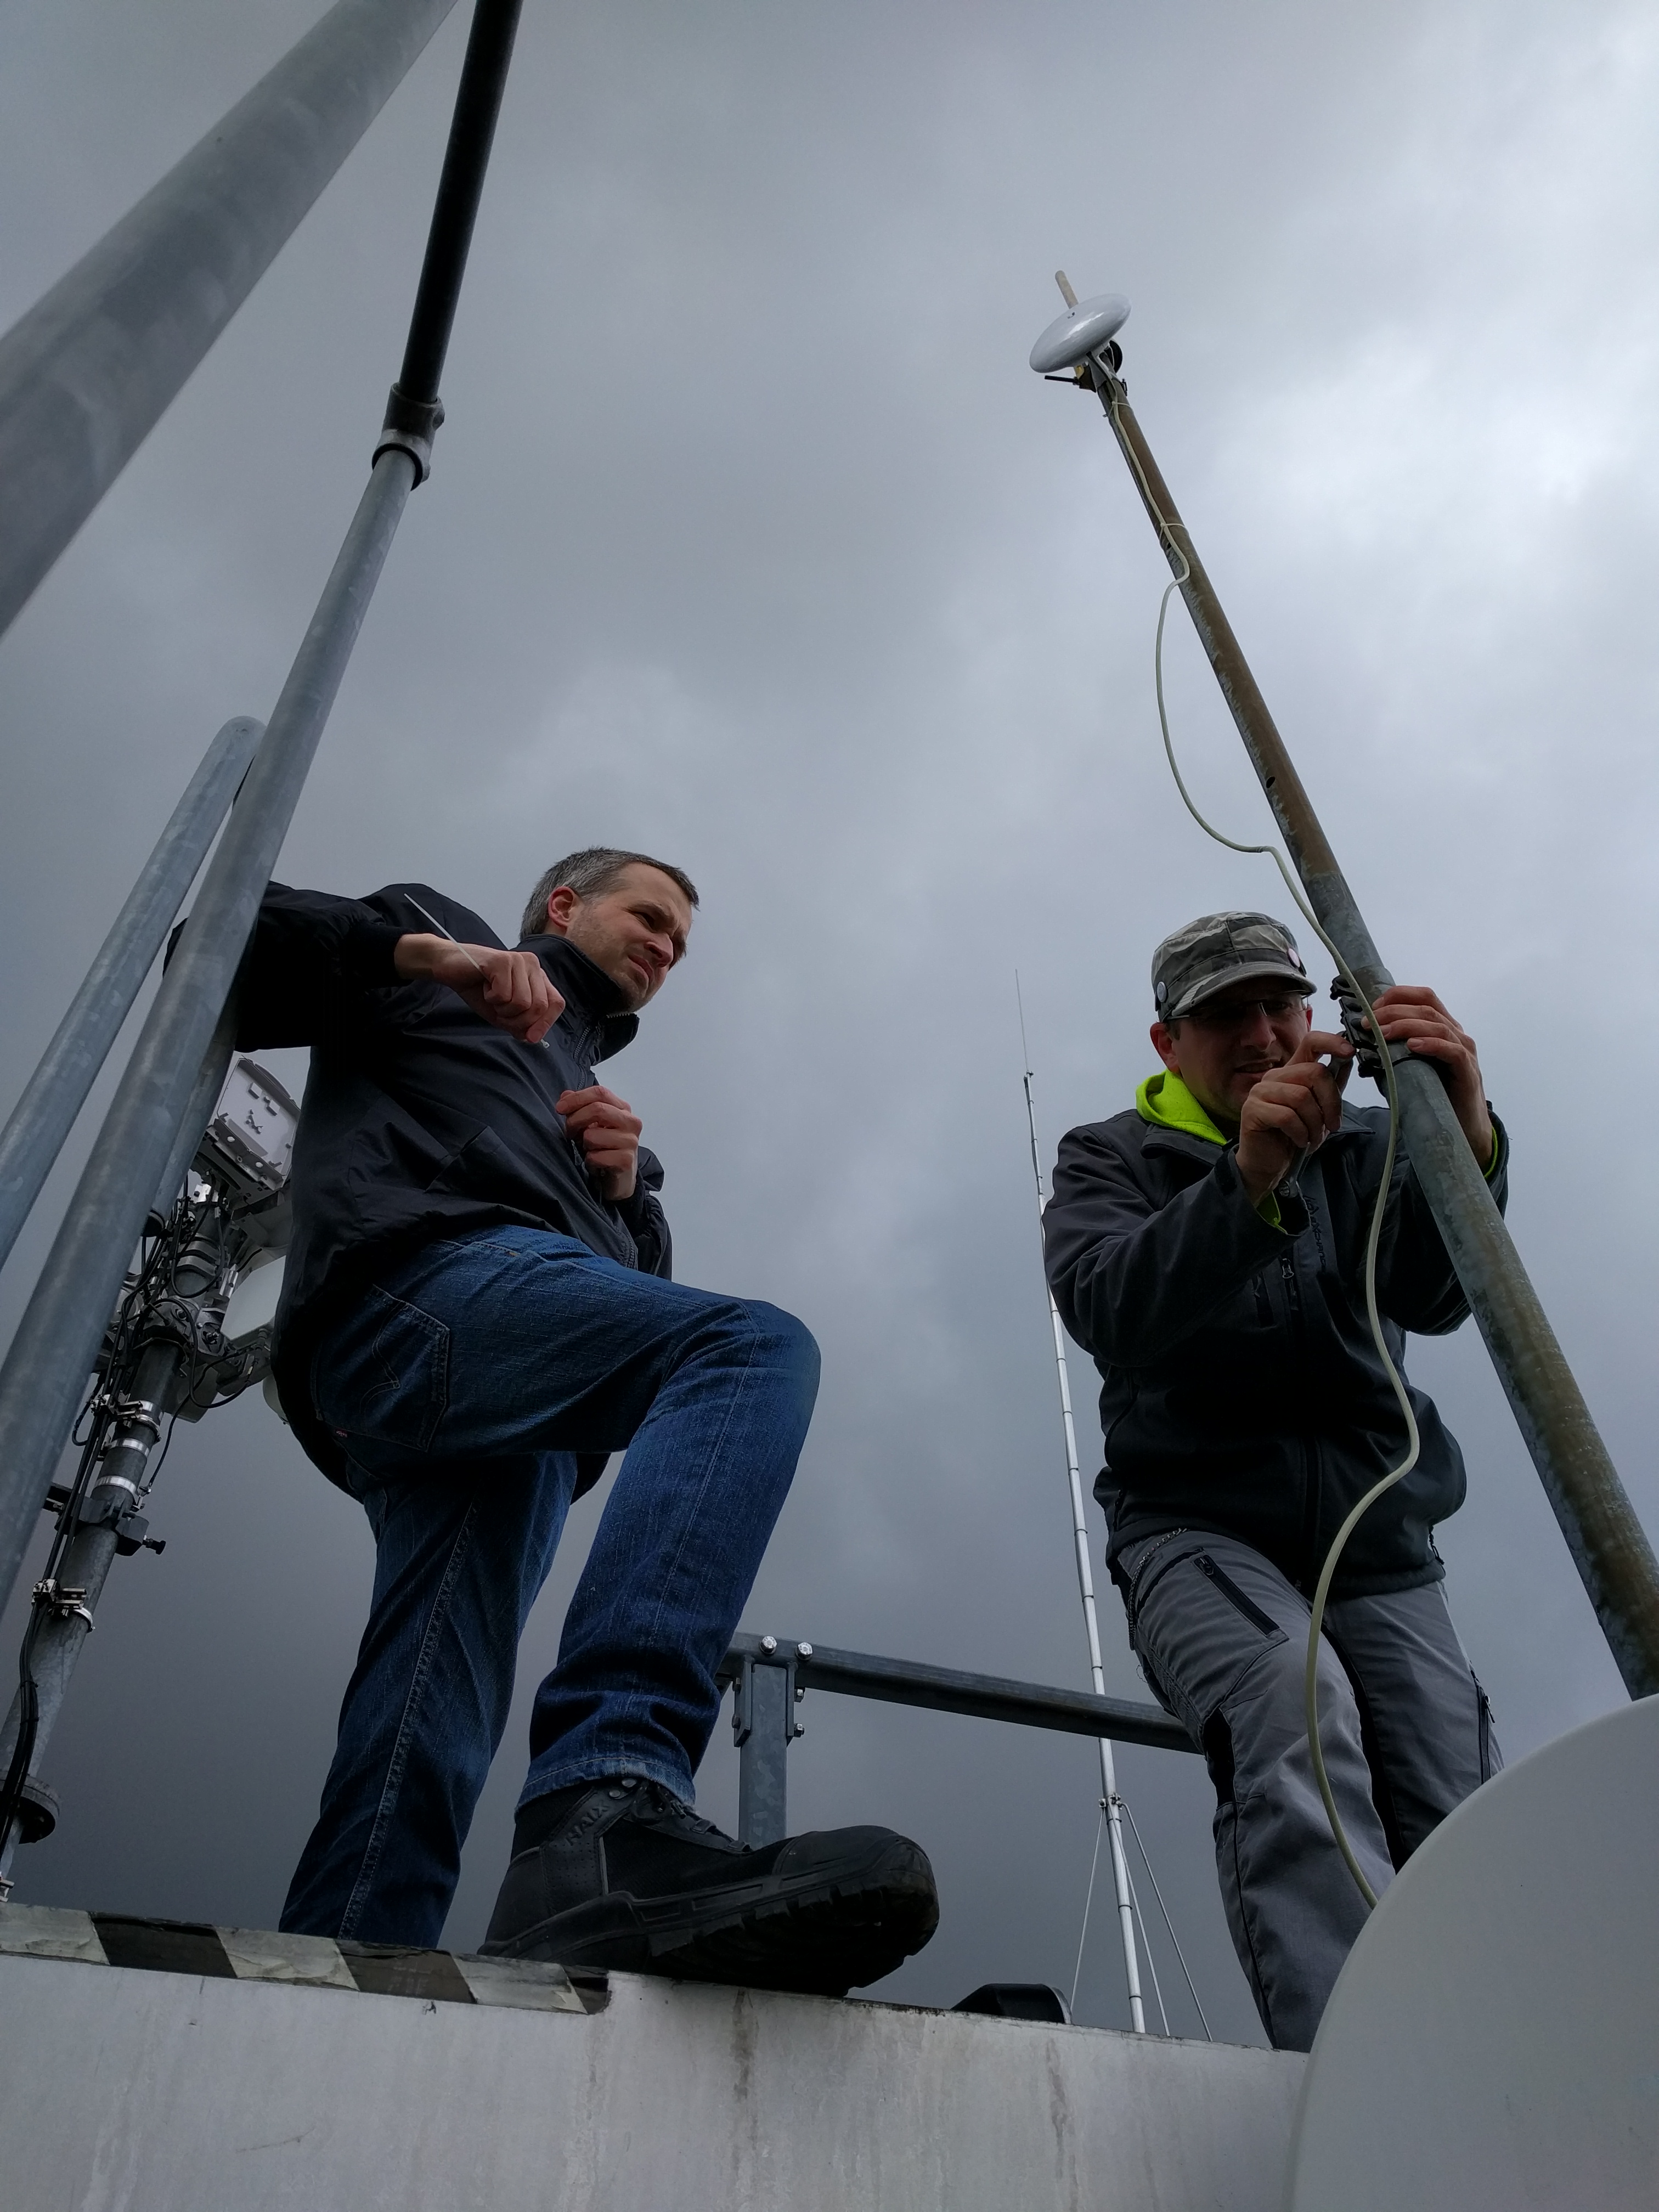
[0,451,416,1620]
[0,0,527,1623]
[0,716,262,1278]
[1092,360,1659,1700]
[0,0,459,645]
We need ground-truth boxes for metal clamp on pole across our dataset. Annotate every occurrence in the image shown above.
[1329,979,1416,1085]
[373,385,445,483]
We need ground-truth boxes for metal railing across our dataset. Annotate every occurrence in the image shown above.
[717,1632,1194,1847]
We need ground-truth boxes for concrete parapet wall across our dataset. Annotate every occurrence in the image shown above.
[0,1938,1301,2211]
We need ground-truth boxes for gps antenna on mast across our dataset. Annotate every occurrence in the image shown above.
[1026,271,1659,1701]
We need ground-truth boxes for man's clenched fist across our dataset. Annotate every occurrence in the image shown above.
[557,1086,643,1202]
[394,933,563,1044]
[1235,1028,1354,1205]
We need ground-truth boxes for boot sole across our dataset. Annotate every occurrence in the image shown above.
[479,1833,938,1997]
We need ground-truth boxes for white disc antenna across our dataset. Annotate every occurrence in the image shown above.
[1029,270,1130,375]
[1286,1695,1659,2210]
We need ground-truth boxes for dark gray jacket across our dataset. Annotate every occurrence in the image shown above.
[1043,1102,1509,1598]
[235,881,671,1490]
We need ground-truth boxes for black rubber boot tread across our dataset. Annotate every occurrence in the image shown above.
[480,1781,938,1996]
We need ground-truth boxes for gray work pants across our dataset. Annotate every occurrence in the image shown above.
[1117,1529,1499,2052]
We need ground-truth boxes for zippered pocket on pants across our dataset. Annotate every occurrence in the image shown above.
[1194,1552,1281,1638]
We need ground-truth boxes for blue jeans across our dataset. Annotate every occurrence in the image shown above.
[278,1229,820,1947]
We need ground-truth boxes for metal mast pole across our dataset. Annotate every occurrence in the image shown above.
[1018,1033,1146,2033]
[0,717,262,1279]
[0,0,527,1628]
[1054,317,1659,1698]
[0,0,461,647]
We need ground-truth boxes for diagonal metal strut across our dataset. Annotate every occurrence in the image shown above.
[0,0,462,646]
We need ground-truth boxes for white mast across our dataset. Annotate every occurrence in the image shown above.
[1017,1008,1146,2034]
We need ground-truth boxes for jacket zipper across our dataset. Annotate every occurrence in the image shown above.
[1280,1246,1324,1585]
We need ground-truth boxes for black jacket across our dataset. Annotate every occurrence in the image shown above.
[1043,1101,1509,1598]
[235,882,672,1488]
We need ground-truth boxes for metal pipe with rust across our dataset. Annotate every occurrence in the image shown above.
[1085,350,1659,1699]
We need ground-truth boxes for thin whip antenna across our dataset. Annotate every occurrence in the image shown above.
[405,894,557,1057]
[1017,974,1147,2034]
[405,894,485,973]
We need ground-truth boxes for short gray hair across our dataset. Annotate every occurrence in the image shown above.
[520,848,699,941]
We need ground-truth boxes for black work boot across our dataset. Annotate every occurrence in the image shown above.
[478,1776,938,1996]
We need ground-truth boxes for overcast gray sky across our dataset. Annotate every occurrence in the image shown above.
[2,0,1656,2044]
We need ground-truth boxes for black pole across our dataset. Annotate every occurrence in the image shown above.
[1091,360,1659,1700]
[0,0,459,647]
[0,0,527,1627]
[375,0,526,483]
[399,0,525,402]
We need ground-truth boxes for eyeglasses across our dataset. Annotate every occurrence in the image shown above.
[1180,994,1306,1030]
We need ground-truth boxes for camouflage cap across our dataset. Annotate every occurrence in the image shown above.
[1151,911,1312,1022]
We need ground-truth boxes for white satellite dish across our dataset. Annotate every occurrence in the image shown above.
[1286,1694,1659,2211]
[1029,291,1130,375]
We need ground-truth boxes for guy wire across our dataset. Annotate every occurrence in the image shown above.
[1121,1794,1212,2039]
[1070,1801,1105,2016]
[1103,371,1418,1908]
[1123,1853,1172,2035]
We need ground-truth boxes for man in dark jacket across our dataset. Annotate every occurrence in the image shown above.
[240,848,936,1993]
[1043,911,1504,2049]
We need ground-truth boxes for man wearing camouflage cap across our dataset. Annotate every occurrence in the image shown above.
[1042,911,1506,2050]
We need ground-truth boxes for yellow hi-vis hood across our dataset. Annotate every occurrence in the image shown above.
[1136,1068,1286,1224]
[1136,1069,1227,1146]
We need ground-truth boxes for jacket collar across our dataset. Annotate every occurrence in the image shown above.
[521,933,640,1062]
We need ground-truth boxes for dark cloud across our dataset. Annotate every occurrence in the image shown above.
[2,0,1654,2042]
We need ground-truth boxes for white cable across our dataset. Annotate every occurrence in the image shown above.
[1102,369,1418,1908]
